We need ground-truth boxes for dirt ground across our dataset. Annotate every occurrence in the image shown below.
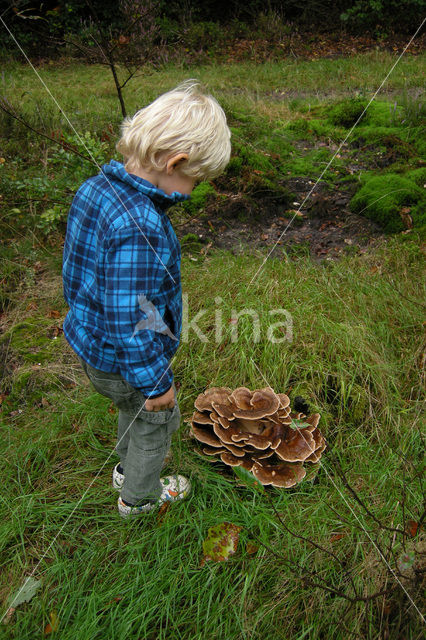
[176,175,386,261]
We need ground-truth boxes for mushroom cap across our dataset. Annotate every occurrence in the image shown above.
[211,401,237,420]
[212,421,247,446]
[233,387,280,420]
[275,429,316,462]
[229,387,253,410]
[192,410,214,425]
[277,393,290,409]
[220,451,254,470]
[194,387,232,412]
[222,442,247,457]
[305,413,321,431]
[235,417,265,435]
[252,462,306,488]
[202,446,227,456]
[235,432,274,450]
[191,423,223,448]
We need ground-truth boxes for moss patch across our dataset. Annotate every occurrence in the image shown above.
[349,173,425,232]
[327,97,369,128]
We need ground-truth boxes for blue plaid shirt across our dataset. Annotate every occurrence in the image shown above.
[63,159,188,398]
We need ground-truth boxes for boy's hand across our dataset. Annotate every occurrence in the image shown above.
[144,386,175,412]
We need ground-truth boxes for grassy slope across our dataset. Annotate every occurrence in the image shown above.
[0,53,425,639]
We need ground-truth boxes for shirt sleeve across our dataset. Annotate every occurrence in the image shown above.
[103,218,174,398]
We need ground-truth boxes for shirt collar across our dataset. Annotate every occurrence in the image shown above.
[101,159,190,209]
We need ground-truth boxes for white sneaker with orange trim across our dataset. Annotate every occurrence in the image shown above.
[117,475,191,518]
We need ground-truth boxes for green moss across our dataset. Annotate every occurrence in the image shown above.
[368,100,404,127]
[225,156,244,176]
[238,144,275,173]
[286,118,311,135]
[327,97,369,128]
[183,182,217,215]
[350,173,425,232]
[2,319,62,364]
[181,233,204,253]
[406,167,426,187]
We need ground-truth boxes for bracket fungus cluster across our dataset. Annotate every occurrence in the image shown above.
[190,386,326,488]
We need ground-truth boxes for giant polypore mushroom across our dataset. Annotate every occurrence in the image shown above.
[190,386,326,488]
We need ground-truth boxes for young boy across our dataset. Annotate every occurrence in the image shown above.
[62,81,231,517]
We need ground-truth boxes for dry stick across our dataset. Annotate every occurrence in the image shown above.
[248,359,425,617]
[330,455,407,537]
[261,489,359,598]
[250,530,395,604]
[85,0,127,117]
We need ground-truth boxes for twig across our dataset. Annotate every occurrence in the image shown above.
[0,98,95,164]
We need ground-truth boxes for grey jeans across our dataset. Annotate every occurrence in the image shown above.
[79,358,181,505]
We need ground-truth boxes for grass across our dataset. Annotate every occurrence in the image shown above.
[0,51,425,638]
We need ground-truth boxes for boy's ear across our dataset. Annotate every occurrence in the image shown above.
[166,153,189,175]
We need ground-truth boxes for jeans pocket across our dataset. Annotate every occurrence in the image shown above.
[138,403,179,426]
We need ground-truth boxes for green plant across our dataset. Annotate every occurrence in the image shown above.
[389,88,426,128]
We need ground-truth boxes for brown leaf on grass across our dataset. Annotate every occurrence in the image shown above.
[108,404,116,414]
[157,502,171,523]
[2,607,15,625]
[246,542,259,555]
[47,325,63,339]
[44,611,59,634]
[103,595,123,609]
[406,520,419,538]
[47,309,61,319]
[329,533,346,543]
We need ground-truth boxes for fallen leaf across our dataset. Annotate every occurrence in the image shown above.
[9,577,42,608]
[288,418,311,430]
[233,465,265,492]
[157,502,171,523]
[329,533,346,543]
[102,595,123,610]
[406,520,419,538]
[2,607,15,625]
[246,541,259,555]
[44,611,59,635]
[201,522,242,565]
[47,309,61,319]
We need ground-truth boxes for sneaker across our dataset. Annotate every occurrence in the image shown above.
[112,463,125,490]
[117,475,191,518]
[112,449,173,491]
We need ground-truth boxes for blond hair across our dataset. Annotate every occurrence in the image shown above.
[116,80,231,180]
